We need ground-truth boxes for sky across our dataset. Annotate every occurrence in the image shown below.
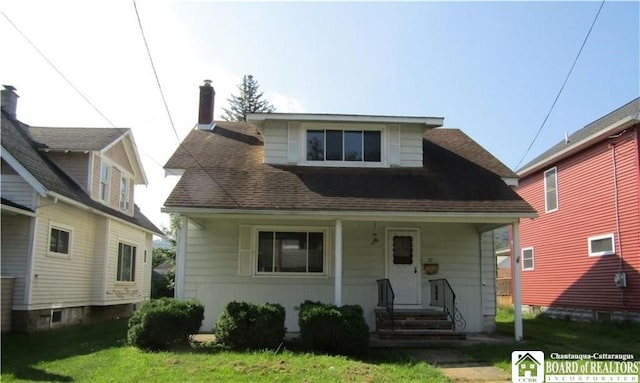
[1,0,638,231]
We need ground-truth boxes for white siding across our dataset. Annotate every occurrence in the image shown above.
[480,230,497,332]
[1,174,37,209]
[182,217,488,333]
[0,213,32,307]
[399,125,425,167]
[45,152,90,191]
[263,121,289,164]
[91,217,109,302]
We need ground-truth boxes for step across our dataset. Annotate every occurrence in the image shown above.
[376,319,453,330]
[375,309,449,321]
[377,328,466,341]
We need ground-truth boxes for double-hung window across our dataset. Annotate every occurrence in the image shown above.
[544,167,558,212]
[256,230,325,274]
[119,175,130,210]
[521,247,534,271]
[117,242,136,282]
[100,163,110,202]
[49,226,71,255]
[307,129,382,163]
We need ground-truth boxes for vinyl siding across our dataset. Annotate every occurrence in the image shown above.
[0,213,32,307]
[45,152,90,191]
[104,140,134,175]
[182,217,489,332]
[517,126,640,312]
[263,120,289,164]
[1,174,37,209]
[399,125,425,167]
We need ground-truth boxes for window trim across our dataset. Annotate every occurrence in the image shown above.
[521,247,534,271]
[300,123,389,168]
[253,225,330,277]
[116,241,137,282]
[544,167,558,213]
[119,174,131,211]
[47,222,73,258]
[99,162,110,202]
[588,233,615,257]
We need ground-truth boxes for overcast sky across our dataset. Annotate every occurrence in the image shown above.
[1,1,638,230]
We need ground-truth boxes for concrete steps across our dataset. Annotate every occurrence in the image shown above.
[375,308,466,341]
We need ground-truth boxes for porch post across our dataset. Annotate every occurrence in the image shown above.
[334,218,343,306]
[175,216,188,300]
[512,221,523,341]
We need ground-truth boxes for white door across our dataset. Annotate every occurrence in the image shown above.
[386,229,421,305]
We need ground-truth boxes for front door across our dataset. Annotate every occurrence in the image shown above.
[386,229,421,305]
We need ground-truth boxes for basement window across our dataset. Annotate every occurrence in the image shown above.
[51,310,63,324]
[588,234,615,256]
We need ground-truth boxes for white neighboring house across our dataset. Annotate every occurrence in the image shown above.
[162,82,536,337]
[1,85,163,332]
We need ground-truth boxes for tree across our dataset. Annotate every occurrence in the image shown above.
[222,75,275,122]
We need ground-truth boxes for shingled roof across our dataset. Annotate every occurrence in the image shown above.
[164,121,534,215]
[27,127,126,151]
[1,110,163,235]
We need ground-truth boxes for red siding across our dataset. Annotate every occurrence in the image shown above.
[516,126,640,312]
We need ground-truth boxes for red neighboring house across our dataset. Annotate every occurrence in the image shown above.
[516,98,640,322]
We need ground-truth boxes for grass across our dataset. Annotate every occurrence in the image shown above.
[465,305,640,371]
[1,319,448,383]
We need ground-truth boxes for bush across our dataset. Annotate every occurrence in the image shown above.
[214,301,286,350]
[298,300,369,356]
[127,298,204,351]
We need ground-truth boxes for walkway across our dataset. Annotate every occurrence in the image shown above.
[406,348,511,382]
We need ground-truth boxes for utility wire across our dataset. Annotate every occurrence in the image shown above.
[514,0,606,171]
[132,0,180,143]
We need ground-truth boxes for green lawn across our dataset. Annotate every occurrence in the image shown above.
[465,306,640,371]
[1,319,448,383]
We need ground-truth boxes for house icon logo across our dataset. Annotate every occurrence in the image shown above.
[512,351,544,383]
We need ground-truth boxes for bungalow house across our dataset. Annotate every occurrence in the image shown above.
[515,98,640,322]
[1,85,163,332]
[163,81,535,338]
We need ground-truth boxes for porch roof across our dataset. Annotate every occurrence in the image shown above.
[164,122,534,216]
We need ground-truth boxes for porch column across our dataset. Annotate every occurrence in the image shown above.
[175,216,188,300]
[334,219,343,306]
[512,221,523,341]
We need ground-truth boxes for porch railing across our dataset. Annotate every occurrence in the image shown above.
[376,278,395,330]
[429,278,466,331]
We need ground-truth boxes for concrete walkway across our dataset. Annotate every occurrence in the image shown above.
[406,348,511,382]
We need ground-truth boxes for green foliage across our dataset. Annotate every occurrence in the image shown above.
[127,298,204,351]
[298,300,369,356]
[152,247,174,268]
[214,301,286,350]
[222,75,275,122]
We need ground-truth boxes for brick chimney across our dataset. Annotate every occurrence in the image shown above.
[1,85,19,118]
[198,80,215,130]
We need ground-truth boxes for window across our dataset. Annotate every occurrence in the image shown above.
[51,310,63,324]
[522,247,534,271]
[49,227,71,255]
[257,230,324,274]
[306,129,382,163]
[588,234,615,256]
[117,242,136,282]
[119,175,130,210]
[544,167,558,212]
[100,163,110,201]
[392,236,413,264]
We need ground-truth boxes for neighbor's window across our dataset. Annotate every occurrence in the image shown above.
[117,242,136,282]
[307,130,382,162]
[544,167,558,212]
[49,227,71,255]
[522,247,534,271]
[100,163,110,202]
[588,234,615,256]
[257,231,324,274]
[119,175,130,210]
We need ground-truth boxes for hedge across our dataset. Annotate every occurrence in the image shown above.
[215,301,286,350]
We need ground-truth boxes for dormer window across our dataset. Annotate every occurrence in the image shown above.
[306,129,382,163]
[119,175,130,210]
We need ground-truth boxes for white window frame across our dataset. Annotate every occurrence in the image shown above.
[521,247,534,271]
[47,222,73,258]
[254,225,329,277]
[588,233,615,257]
[544,167,558,213]
[99,162,110,202]
[119,174,130,211]
[300,123,388,168]
[116,241,137,282]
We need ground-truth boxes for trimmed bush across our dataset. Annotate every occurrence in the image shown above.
[298,300,369,356]
[127,298,204,351]
[215,301,286,350]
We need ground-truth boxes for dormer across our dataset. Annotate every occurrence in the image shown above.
[247,113,444,168]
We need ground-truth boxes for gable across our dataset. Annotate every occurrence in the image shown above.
[104,140,134,175]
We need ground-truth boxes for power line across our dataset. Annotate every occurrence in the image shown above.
[132,0,180,143]
[514,0,606,171]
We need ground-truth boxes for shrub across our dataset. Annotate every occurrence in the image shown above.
[127,298,204,351]
[298,300,369,356]
[214,301,286,350]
